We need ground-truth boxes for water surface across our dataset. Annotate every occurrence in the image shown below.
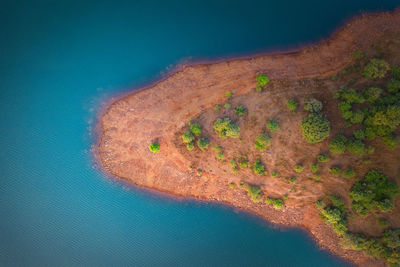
[1,0,398,266]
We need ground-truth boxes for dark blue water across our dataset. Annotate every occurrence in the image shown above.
[1,0,398,266]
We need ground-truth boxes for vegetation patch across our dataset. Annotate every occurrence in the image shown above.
[266,119,279,132]
[255,133,271,151]
[234,105,247,116]
[265,197,284,210]
[240,181,263,203]
[213,118,240,138]
[329,134,347,154]
[350,169,400,216]
[197,137,210,151]
[149,142,160,153]
[253,160,265,175]
[301,113,330,143]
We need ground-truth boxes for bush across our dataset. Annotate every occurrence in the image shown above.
[256,74,270,91]
[381,133,398,149]
[363,86,382,103]
[186,141,194,151]
[350,169,400,216]
[224,103,231,109]
[230,160,238,173]
[229,182,236,189]
[387,79,400,94]
[377,218,388,227]
[350,110,364,124]
[271,171,278,177]
[214,105,221,111]
[182,131,195,143]
[234,105,247,116]
[329,134,347,154]
[392,66,400,80]
[329,166,341,177]
[289,177,297,184]
[336,87,364,104]
[301,113,330,143]
[213,118,240,138]
[304,98,323,113]
[225,91,232,99]
[352,50,365,60]
[346,138,366,157]
[190,123,202,136]
[255,133,271,151]
[318,195,348,236]
[294,164,304,173]
[362,59,390,78]
[317,153,330,162]
[266,119,279,132]
[197,137,210,151]
[287,99,298,112]
[240,182,263,202]
[265,198,284,210]
[353,129,365,140]
[216,152,224,160]
[338,101,353,120]
[311,163,319,173]
[343,168,355,179]
[253,160,265,175]
[149,142,160,153]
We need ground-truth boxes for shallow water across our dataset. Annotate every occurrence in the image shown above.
[1,0,398,266]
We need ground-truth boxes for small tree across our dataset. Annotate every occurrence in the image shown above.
[256,74,270,91]
[253,160,265,175]
[149,142,160,153]
[301,113,330,143]
[213,118,240,138]
[387,79,400,93]
[197,137,210,151]
[182,131,195,143]
[304,98,323,113]
[234,105,247,116]
[287,99,298,112]
[266,119,279,132]
[190,123,202,136]
[362,58,390,78]
[255,133,271,151]
[329,134,347,154]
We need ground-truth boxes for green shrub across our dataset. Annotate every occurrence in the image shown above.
[350,110,364,124]
[336,87,365,104]
[346,138,366,157]
[387,79,400,93]
[318,195,348,236]
[352,50,365,60]
[301,113,330,143]
[224,103,231,109]
[266,119,279,132]
[381,133,398,149]
[239,158,249,168]
[287,99,298,112]
[338,101,353,119]
[240,182,263,202]
[363,86,382,103]
[311,163,319,173]
[214,104,221,111]
[329,134,347,154]
[230,160,238,173]
[317,153,330,162]
[353,129,365,140]
[213,118,240,138]
[149,142,160,153]
[289,177,297,184]
[257,74,270,86]
[253,160,265,175]
[216,152,225,160]
[314,173,321,180]
[265,197,284,210]
[392,65,400,80]
[225,91,232,99]
[304,98,323,113]
[182,131,195,143]
[197,137,210,151]
[271,171,278,177]
[234,105,247,116]
[294,164,304,173]
[229,182,236,189]
[255,133,271,151]
[329,166,341,177]
[362,58,390,78]
[377,218,388,227]
[190,123,202,136]
[350,169,400,216]
[186,141,194,151]
[343,168,355,179]
[212,144,222,152]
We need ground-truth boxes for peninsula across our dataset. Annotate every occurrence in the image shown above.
[96,10,400,266]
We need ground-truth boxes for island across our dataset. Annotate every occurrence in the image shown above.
[95,10,400,266]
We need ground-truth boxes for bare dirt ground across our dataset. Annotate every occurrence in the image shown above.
[96,10,400,266]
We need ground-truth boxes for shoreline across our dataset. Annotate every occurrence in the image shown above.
[94,9,400,266]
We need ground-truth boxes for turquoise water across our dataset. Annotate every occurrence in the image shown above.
[1,1,398,266]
